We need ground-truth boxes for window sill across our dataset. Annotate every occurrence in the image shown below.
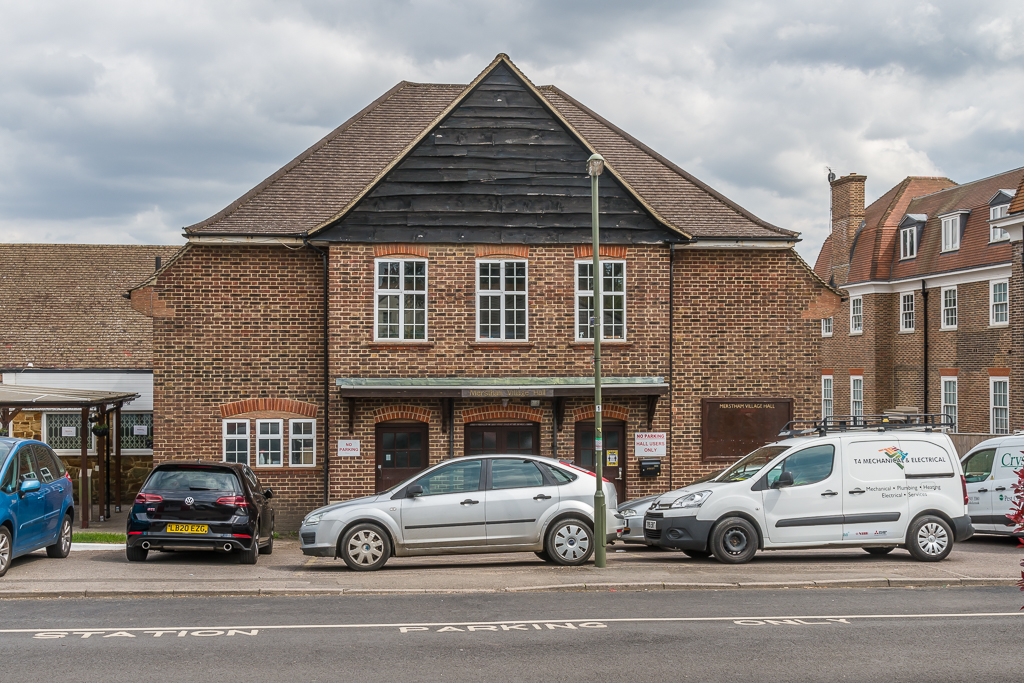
[989,323,1009,329]
[939,248,959,254]
[569,341,633,349]
[898,329,915,334]
[848,331,863,337]
[369,342,435,350]
[940,326,958,332]
[469,342,535,350]
[821,334,833,338]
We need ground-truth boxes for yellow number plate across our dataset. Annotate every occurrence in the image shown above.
[166,523,208,534]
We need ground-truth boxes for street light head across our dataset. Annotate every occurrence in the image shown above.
[587,153,605,177]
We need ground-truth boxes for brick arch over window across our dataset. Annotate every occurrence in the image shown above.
[374,244,429,258]
[219,399,318,419]
[475,244,529,259]
[462,405,543,424]
[373,405,432,424]
[571,404,629,423]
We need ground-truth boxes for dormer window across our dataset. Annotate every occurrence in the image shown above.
[988,189,1015,242]
[900,225,916,259]
[939,212,966,253]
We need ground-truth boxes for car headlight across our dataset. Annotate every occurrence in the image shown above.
[620,509,638,517]
[304,512,324,526]
[669,490,712,509]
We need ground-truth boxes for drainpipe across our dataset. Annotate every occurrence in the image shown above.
[921,279,928,416]
[304,239,330,506]
[668,243,675,489]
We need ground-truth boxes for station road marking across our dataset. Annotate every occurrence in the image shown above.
[4,611,1023,639]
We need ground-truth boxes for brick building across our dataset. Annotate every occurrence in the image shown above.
[1,243,180,501]
[815,167,1024,436]
[133,55,838,528]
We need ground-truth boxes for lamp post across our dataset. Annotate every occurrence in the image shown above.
[587,152,606,569]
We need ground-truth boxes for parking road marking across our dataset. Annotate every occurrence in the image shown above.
[4,610,1022,639]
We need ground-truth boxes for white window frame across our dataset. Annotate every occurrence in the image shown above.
[940,286,957,330]
[941,376,957,432]
[900,226,917,260]
[289,419,317,467]
[990,204,1011,242]
[990,279,1009,327]
[822,375,834,418]
[851,376,864,418]
[373,258,428,341]
[900,292,915,332]
[990,204,1009,221]
[849,296,863,335]
[476,259,529,341]
[574,259,627,342]
[223,419,250,465]
[940,215,960,252]
[821,317,833,337]
[991,377,1009,435]
[255,419,283,467]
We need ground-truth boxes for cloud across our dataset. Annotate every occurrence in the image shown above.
[0,0,1022,265]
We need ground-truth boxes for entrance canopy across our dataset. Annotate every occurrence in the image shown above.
[335,376,668,398]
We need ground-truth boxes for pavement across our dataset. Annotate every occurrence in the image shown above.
[3,527,1020,598]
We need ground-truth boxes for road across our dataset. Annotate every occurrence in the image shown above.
[2,586,1022,681]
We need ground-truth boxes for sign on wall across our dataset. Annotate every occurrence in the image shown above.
[337,440,360,457]
[634,432,667,458]
[61,427,77,437]
[701,398,793,462]
[133,425,149,436]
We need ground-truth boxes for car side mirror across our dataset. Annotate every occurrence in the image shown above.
[263,488,274,499]
[771,471,794,489]
[406,484,423,498]
[19,479,41,497]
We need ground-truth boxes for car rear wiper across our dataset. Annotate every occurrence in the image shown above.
[188,486,214,490]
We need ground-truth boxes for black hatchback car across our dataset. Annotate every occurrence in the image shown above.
[126,461,275,564]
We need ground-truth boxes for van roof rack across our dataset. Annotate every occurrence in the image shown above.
[778,413,955,437]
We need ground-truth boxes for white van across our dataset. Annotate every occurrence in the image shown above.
[644,419,972,563]
[960,435,1023,537]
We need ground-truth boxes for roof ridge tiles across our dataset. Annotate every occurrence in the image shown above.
[904,166,1024,202]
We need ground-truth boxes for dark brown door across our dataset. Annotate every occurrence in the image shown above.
[575,421,625,502]
[465,422,540,456]
[376,423,429,493]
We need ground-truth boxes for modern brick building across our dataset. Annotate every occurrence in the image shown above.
[133,55,838,528]
[815,167,1024,438]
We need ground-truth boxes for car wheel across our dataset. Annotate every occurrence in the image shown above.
[534,549,556,563]
[907,516,953,562]
[46,514,73,559]
[0,526,12,578]
[682,549,712,559]
[125,544,148,562]
[864,546,895,556]
[341,523,391,571]
[545,517,594,566]
[710,517,758,564]
[239,535,259,565]
[261,523,274,555]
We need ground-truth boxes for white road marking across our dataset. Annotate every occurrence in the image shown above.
[4,611,1022,638]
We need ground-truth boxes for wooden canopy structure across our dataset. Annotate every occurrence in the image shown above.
[0,384,140,528]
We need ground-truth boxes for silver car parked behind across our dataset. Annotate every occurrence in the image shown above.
[300,454,621,571]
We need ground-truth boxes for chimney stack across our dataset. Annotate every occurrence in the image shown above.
[829,173,866,286]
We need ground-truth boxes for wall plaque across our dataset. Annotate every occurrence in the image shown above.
[701,398,793,462]
[461,388,553,398]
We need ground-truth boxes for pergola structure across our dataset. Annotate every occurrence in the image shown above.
[0,384,140,528]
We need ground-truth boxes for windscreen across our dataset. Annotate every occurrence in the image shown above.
[718,445,791,482]
[146,468,242,492]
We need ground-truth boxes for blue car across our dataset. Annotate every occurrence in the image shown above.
[0,438,75,577]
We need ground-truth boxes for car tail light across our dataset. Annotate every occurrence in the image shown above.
[961,475,969,505]
[216,495,248,507]
[135,493,163,504]
[65,472,73,483]
[232,534,252,538]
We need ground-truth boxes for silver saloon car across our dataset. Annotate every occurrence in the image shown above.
[300,454,621,571]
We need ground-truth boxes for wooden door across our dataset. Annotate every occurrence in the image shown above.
[464,422,540,456]
[575,421,626,502]
[376,423,429,493]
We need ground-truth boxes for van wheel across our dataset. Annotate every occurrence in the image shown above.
[125,545,148,562]
[46,514,73,558]
[710,517,758,564]
[682,549,712,559]
[545,517,594,566]
[341,523,391,571]
[907,516,952,562]
[864,547,895,556]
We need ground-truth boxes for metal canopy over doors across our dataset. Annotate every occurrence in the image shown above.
[0,384,140,529]
[336,376,668,398]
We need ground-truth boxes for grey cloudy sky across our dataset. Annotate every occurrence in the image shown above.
[2,0,1022,264]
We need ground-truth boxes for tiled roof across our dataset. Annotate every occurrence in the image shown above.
[188,55,793,241]
[0,244,181,369]
[1010,174,1024,215]
[813,234,832,280]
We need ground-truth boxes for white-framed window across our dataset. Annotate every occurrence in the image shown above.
[900,226,917,259]
[990,204,1010,242]
[223,419,250,464]
[374,258,427,340]
[822,375,833,418]
[941,286,957,330]
[821,317,833,337]
[941,376,957,431]
[900,292,915,332]
[255,419,283,466]
[940,215,960,252]
[43,413,89,453]
[991,377,1009,435]
[850,296,863,334]
[851,376,864,418]
[575,260,626,341]
[289,419,316,466]
[990,279,1009,326]
[476,259,528,340]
